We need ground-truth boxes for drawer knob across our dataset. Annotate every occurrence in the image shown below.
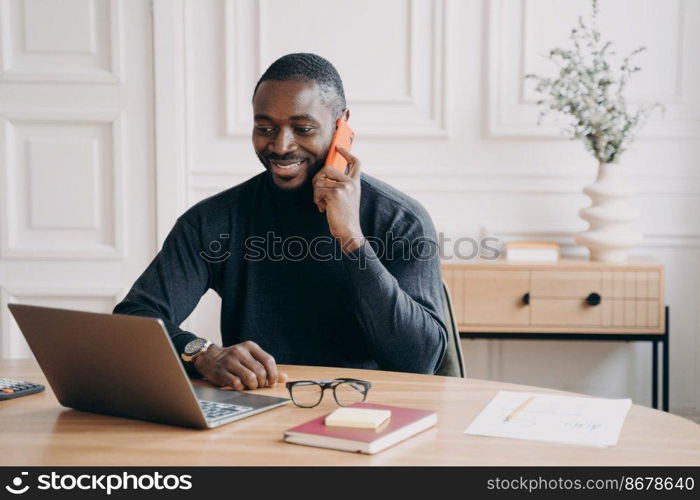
[586,292,602,306]
[522,292,530,305]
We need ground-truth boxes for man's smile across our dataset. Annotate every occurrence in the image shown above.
[269,158,308,179]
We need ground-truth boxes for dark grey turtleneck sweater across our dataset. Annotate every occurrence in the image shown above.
[114,171,447,375]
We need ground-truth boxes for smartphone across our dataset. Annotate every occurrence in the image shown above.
[324,118,355,174]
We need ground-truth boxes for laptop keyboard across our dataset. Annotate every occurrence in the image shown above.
[198,400,253,421]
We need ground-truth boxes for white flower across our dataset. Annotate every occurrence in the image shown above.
[525,0,662,163]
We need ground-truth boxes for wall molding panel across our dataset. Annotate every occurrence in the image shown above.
[222,0,448,139]
[0,109,125,260]
[0,0,123,83]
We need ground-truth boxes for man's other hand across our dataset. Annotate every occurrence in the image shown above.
[193,341,288,390]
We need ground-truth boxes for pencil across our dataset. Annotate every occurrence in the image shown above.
[503,396,535,422]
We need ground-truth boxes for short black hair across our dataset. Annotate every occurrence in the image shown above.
[252,53,346,117]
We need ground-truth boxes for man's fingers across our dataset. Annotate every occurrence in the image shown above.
[311,168,328,186]
[204,342,283,390]
[336,146,361,179]
[319,164,347,182]
[314,178,344,190]
[246,342,279,387]
[217,370,244,391]
[313,191,327,213]
[236,347,270,388]
[314,187,339,208]
[223,356,263,389]
[277,371,288,384]
[313,170,344,213]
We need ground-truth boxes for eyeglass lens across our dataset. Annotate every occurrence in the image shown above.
[289,381,324,408]
[333,381,367,406]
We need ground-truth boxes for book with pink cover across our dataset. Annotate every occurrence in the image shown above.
[284,402,437,454]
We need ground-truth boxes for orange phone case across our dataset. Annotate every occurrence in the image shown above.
[325,118,355,173]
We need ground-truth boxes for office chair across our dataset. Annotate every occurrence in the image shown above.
[435,280,466,378]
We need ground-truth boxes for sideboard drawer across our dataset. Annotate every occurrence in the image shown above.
[530,298,602,327]
[444,269,529,327]
[531,271,601,297]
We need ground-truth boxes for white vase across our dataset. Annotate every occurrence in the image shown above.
[575,162,642,263]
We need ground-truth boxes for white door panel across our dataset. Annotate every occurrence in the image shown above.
[0,0,155,359]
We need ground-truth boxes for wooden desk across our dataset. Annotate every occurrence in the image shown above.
[1,360,699,466]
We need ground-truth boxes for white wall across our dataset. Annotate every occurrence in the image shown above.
[155,0,700,417]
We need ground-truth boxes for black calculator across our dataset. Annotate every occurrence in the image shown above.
[0,378,45,400]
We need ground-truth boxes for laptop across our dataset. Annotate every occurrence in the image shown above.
[8,304,290,429]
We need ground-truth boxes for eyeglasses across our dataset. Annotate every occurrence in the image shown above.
[285,378,371,408]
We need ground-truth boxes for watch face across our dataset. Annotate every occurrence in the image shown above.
[184,338,207,356]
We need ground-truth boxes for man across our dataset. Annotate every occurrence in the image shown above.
[114,53,447,390]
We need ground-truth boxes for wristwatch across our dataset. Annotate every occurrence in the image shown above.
[180,338,212,363]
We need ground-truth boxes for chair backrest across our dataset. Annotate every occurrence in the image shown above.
[435,280,466,378]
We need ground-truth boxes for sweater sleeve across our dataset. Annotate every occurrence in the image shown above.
[113,217,211,377]
[340,213,448,374]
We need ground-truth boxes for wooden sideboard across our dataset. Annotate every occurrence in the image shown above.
[441,256,669,410]
[442,256,664,334]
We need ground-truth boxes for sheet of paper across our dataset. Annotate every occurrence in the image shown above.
[464,391,632,447]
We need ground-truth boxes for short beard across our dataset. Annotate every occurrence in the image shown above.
[306,155,326,179]
[257,151,328,191]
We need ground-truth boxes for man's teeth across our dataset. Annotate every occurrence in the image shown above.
[273,160,303,169]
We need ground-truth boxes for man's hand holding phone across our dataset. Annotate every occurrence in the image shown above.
[193,341,288,390]
[312,146,365,253]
